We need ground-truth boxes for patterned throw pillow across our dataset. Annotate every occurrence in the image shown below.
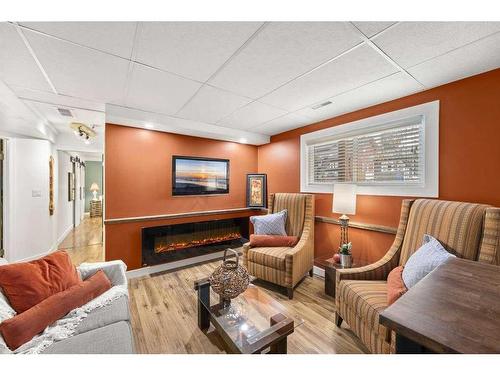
[250,210,288,236]
[402,234,455,289]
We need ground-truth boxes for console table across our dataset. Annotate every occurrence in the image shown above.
[379,258,500,353]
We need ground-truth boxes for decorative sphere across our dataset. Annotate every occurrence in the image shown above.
[333,253,341,264]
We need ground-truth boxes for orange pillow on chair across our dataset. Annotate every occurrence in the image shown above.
[387,266,408,306]
[0,270,112,350]
[249,234,299,248]
[0,250,81,313]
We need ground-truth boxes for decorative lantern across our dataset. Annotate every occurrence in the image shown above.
[209,249,250,307]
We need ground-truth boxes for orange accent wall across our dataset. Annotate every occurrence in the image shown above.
[105,124,259,269]
[258,68,500,263]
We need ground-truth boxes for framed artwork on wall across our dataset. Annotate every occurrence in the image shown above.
[49,156,55,215]
[246,174,267,208]
[68,172,75,201]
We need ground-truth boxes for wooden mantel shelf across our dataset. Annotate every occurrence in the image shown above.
[104,207,265,224]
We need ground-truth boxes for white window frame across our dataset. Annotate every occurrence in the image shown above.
[300,100,439,197]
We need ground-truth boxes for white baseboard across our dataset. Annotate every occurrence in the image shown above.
[126,249,241,279]
[313,265,325,278]
[54,225,73,249]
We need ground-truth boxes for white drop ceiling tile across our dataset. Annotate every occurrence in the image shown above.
[24,30,130,102]
[0,23,51,92]
[210,22,363,99]
[408,32,500,88]
[11,86,105,112]
[260,44,398,112]
[126,63,202,115]
[253,113,312,136]
[176,85,251,124]
[352,22,396,37]
[134,22,263,82]
[297,72,423,122]
[217,101,287,130]
[373,22,500,68]
[20,22,137,59]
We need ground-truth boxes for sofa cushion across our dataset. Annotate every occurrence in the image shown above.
[75,295,130,335]
[43,321,134,354]
[250,210,287,236]
[337,280,389,340]
[249,234,299,248]
[0,250,81,313]
[0,270,111,350]
[247,246,289,270]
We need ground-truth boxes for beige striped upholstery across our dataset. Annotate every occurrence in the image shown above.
[243,193,314,292]
[478,208,500,265]
[399,199,489,264]
[335,198,499,354]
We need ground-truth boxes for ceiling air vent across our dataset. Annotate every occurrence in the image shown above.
[311,101,332,110]
[57,108,73,117]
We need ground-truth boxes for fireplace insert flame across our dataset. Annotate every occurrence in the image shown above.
[142,217,249,266]
[155,232,242,253]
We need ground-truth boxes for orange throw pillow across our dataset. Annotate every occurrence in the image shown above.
[0,250,81,313]
[387,266,408,306]
[0,270,111,350]
[249,234,299,248]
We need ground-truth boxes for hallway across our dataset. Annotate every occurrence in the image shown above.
[58,214,104,265]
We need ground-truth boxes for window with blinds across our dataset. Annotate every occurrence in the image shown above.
[307,121,424,186]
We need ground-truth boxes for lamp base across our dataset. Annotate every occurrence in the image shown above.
[92,191,98,201]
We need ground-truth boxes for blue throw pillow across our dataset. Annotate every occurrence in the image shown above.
[250,210,288,236]
[402,234,455,289]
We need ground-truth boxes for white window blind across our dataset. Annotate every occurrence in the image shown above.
[308,121,424,186]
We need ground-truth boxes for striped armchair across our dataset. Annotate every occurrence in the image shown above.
[334,199,500,354]
[243,193,315,299]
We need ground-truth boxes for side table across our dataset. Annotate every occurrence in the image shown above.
[90,200,102,217]
[314,255,370,297]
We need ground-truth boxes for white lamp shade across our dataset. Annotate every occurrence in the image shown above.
[332,184,357,215]
[90,182,100,192]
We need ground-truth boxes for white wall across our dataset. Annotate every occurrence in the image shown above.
[4,138,58,262]
[56,150,74,244]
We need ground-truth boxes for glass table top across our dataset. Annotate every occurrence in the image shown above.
[199,283,304,351]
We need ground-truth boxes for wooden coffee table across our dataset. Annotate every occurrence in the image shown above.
[315,255,370,297]
[379,258,500,353]
[194,278,303,354]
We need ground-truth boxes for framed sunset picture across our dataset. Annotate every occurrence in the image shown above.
[172,156,229,196]
[246,174,267,208]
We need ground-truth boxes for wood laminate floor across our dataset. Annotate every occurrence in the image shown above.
[59,214,104,265]
[59,216,368,354]
[129,263,368,354]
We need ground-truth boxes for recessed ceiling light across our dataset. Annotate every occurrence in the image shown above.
[144,123,155,129]
[239,138,247,144]
[311,101,333,110]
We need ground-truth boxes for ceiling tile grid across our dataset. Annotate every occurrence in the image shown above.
[23,29,131,103]
[0,23,52,92]
[19,22,138,59]
[124,63,202,116]
[1,21,500,147]
[209,22,363,99]
[259,43,399,112]
[372,22,500,69]
[217,100,287,130]
[134,22,264,82]
[176,85,252,124]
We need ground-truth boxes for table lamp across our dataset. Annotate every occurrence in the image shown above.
[90,182,100,201]
[332,183,357,247]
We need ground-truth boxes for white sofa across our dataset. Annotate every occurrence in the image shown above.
[0,258,135,354]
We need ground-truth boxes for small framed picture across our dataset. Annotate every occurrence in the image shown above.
[246,174,267,208]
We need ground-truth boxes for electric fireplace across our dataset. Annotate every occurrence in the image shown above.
[142,217,249,266]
